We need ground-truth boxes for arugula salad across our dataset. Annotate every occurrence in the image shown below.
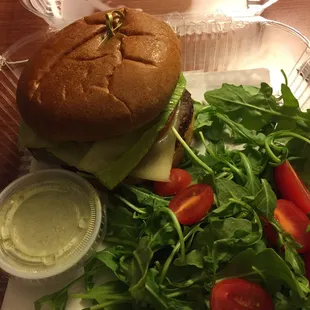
[35,73,310,310]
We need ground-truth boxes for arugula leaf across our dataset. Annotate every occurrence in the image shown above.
[174,250,204,269]
[83,258,105,293]
[242,83,276,130]
[204,82,310,136]
[253,249,305,297]
[206,117,225,142]
[212,217,261,248]
[281,84,299,108]
[242,146,268,175]
[199,135,246,183]
[248,83,277,110]
[284,245,306,276]
[143,211,178,250]
[121,184,169,211]
[128,237,154,301]
[205,199,263,267]
[194,106,225,142]
[253,179,277,220]
[273,292,310,310]
[106,202,141,240]
[34,276,82,310]
[193,226,216,262]
[238,152,261,195]
[186,165,212,184]
[217,248,308,300]
[193,100,205,116]
[96,246,131,282]
[208,140,226,156]
[205,84,251,113]
[34,288,69,310]
[194,106,214,132]
[160,225,204,285]
[34,261,108,310]
[216,113,266,146]
[216,179,248,207]
[74,281,130,304]
[216,248,257,280]
[144,268,194,309]
[242,85,260,96]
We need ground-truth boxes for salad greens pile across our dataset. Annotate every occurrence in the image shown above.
[35,73,310,310]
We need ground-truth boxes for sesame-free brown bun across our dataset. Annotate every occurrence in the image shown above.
[16,8,181,142]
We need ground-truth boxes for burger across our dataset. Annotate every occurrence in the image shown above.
[16,8,194,189]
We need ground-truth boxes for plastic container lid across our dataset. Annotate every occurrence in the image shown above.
[19,0,279,29]
[0,169,104,280]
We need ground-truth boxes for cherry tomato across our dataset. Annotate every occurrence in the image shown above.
[168,184,213,225]
[274,161,310,215]
[261,216,278,248]
[211,278,274,310]
[154,168,192,196]
[274,199,310,253]
[303,252,310,281]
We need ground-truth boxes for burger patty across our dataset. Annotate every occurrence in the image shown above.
[173,89,194,167]
[176,89,194,140]
[29,89,194,175]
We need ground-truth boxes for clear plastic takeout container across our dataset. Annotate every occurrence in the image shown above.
[19,0,279,28]
[0,0,310,192]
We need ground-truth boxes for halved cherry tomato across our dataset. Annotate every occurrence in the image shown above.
[154,168,192,196]
[274,161,310,215]
[261,216,278,248]
[274,199,310,253]
[211,278,274,310]
[168,184,213,225]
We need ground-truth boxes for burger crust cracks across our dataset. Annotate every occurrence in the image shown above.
[16,8,182,142]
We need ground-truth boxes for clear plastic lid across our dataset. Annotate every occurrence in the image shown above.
[19,0,278,28]
[0,169,104,280]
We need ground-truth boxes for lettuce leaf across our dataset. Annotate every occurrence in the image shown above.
[18,122,54,149]
[19,74,186,189]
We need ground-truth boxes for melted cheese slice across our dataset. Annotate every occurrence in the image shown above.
[130,105,182,182]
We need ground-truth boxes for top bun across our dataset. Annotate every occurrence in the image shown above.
[16,8,181,142]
